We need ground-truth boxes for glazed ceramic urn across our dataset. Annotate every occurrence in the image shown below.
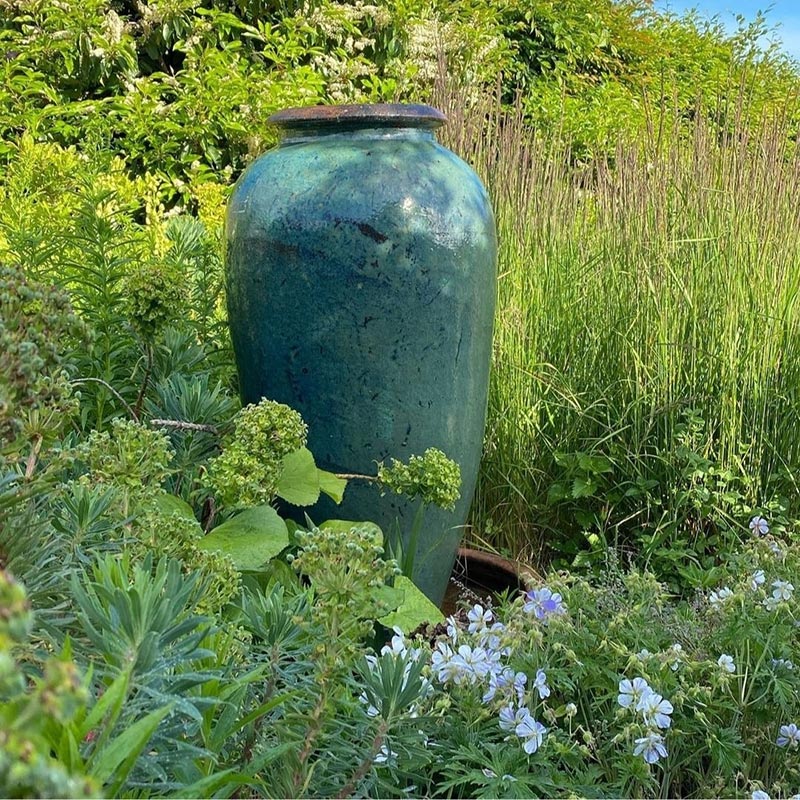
[225,103,497,604]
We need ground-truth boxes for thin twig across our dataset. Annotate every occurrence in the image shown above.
[334,472,379,482]
[133,343,153,419]
[70,378,138,421]
[150,419,219,434]
[336,720,390,799]
[24,434,43,480]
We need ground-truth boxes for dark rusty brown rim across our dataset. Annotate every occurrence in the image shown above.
[456,547,539,591]
[268,103,447,130]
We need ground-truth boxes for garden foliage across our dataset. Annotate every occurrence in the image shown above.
[4,0,800,796]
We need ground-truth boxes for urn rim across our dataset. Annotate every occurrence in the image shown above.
[268,103,447,130]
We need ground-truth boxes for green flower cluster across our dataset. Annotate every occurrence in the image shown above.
[132,509,240,616]
[205,399,307,509]
[0,570,99,799]
[0,264,88,449]
[77,418,174,499]
[122,261,186,341]
[290,524,400,645]
[378,447,462,511]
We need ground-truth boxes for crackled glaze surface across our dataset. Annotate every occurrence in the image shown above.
[225,104,497,604]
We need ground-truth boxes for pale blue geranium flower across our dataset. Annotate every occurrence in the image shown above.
[467,604,494,634]
[533,669,551,699]
[718,654,735,673]
[777,723,800,747]
[750,515,770,536]
[637,689,673,729]
[633,731,668,764]
[771,658,795,671]
[359,691,380,718]
[446,615,460,642]
[764,595,780,612]
[772,580,794,602]
[514,709,547,754]
[499,705,530,732]
[381,627,421,660]
[431,641,459,684]
[618,677,650,709]
[669,643,683,671]
[450,644,493,685]
[479,621,508,654]
[751,569,766,591]
[751,790,770,800]
[523,587,566,620]
[709,586,733,608]
[483,667,525,704]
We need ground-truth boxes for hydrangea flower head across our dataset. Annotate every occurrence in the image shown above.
[750,515,770,536]
[777,722,800,748]
[633,731,668,764]
[523,587,566,620]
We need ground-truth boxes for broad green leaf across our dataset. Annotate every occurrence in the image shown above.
[378,575,444,630]
[571,477,597,498]
[319,519,383,547]
[152,493,199,524]
[372,583,405,614]
[318,468,347,504]
[91,704,172,789]
[277,447,320,506]
[199,506,289,570]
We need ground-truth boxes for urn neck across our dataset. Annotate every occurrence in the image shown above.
[269,103,446,145]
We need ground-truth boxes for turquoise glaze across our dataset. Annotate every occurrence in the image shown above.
[225,104,497,604]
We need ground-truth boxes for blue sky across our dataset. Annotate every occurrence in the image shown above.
[654,0,800,61]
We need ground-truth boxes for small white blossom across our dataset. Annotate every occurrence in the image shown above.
[751,569,766,591]
[772,580,794,601]
[374,744,397,765]
[709,586,734,608]
[636,689,673,729]
[618,677,650,709]
[669,643,683,671]
[467,604,494,634]
[718,654,736,673]
[633,731,668,764]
